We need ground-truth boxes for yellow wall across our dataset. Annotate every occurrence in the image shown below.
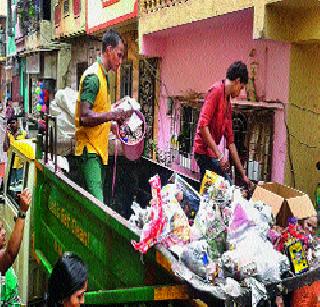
[264,6,320,42]
[285,43,320,199]
[139,0,254,49]
[54,0,86,39]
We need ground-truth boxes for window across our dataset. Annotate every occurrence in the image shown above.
[64,0,70,16]
[6,152,29,209]
[231,108,274,183]
[73,0,81,17]
[120,62,133,98]
[55,4,61,26]
[171,105,199,171]
[178,106,199,155]
[43,0,52,21]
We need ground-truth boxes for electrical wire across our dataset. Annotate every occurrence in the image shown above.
[280,101,320,189]
[290,102,320,116]
[281,101,296,188]
[281,101,320,149]
[288,132,319,149]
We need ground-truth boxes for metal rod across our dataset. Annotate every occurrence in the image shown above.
[54,117,57,173]
[50,125,53,161]
[45,115,49,164]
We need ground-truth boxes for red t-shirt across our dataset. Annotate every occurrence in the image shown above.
[193,81,234,158]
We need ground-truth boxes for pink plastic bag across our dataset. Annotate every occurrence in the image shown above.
[229,204,249,231]
[132,175,167,254]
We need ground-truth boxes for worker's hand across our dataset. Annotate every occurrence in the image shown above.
[19,189,32,213]
[243,175,254,190]
[219,157,229,172]
[114,109,133,122]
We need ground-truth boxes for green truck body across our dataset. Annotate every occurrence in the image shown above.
[33,159,196,304]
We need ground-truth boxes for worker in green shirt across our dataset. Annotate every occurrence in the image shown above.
[75,30,132,202]
[0,189,32,305]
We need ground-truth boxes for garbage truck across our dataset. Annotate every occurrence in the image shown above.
[3,87,320,305]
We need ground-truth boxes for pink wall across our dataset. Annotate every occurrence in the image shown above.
[142,9,290,183]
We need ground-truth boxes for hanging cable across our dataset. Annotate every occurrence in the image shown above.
[279,102,296,188]
[280,101,320,189]
[288,132,319,149]
[290,102,320,116]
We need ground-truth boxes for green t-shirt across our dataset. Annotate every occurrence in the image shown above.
[80,58,109,105]
[1,267,19,306]
[80,74,100,105]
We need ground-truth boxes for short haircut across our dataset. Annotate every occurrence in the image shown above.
[226,61,249,84]
[102,29,123,52]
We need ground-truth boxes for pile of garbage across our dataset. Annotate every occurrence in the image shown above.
[130,171,320,304]
[112,96,144,145]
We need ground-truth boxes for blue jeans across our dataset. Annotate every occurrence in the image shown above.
[195,153,231,184]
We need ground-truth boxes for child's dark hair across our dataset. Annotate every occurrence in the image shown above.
[47,252,88,307]
[226,61,249,84]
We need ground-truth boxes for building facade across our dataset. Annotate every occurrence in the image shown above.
[139,0,320,198]
[2,0,319,199]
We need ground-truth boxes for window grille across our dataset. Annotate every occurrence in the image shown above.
[120,62,133,98]
[64,0,70,16]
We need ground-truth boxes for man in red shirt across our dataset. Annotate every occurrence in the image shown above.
[194,61,251,186]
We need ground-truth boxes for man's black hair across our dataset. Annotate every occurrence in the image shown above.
[47,252,88,307]
[226,61,249,84]
[102,29,123,52]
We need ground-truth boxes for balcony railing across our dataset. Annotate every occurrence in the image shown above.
[27,20,53,51]
[140,0,190,14]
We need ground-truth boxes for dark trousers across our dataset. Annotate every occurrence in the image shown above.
[195,153,231,184]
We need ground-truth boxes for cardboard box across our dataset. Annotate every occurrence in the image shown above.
[252,182,316,227]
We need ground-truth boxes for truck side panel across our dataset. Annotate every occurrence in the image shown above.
[33,163,175,294]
